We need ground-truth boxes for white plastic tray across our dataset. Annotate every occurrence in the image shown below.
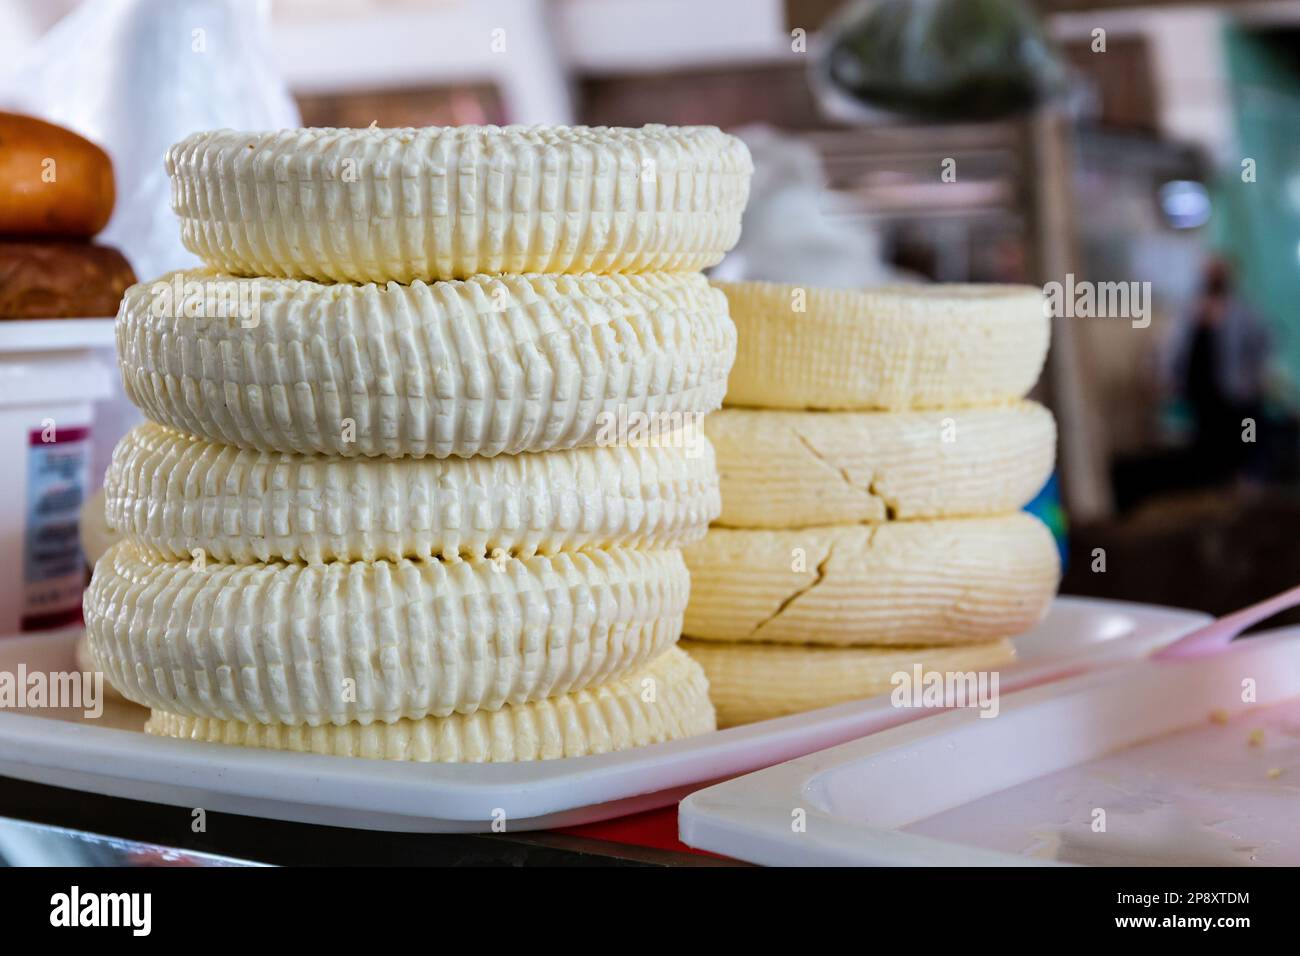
[679,625,1300,866]
[0,597,1206,833]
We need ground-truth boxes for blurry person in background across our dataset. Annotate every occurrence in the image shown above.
[1169,257,1272,488]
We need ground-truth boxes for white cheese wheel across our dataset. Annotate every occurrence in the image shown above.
[167,125,752,283]
[74,635,125,703]
[106,422,719,563]
[708,402,1055,528]
[718,281,1049,410]
[146,647,714,763]
[85,540,689,725]
[682,638,1016,727]
[117,270,735,458]
[683,513,1058,646]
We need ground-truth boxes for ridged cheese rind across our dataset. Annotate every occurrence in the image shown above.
[718,281,1049,410]
[708,402,1055,527]
[84,541,690,725]
[74,636,125,703]
[167,126,752,283]
[681,638,1015,727]
[106,422,720,563]
[682,513,1058,646]
[145,647,715,762]
[117,270,735,459]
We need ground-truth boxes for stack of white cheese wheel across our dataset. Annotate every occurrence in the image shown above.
[680,282,1060,727]
[84,125,753,761]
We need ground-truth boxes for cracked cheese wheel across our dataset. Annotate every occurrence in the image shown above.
[84,540,689,725]
[708,401,1055,528]
[681,638,1015,727]
[117,270,735,458]
[145,647,715,762]
[718,281,1049,410]
[682,513,1058,646]
[106,421,719,563]
[167,125,752,283]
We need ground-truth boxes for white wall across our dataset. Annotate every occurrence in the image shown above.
[271,0,796,123]
[1051,5,1236,161]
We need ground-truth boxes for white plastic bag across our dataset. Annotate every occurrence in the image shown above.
[711,125,900,289]
[0,0,300,279]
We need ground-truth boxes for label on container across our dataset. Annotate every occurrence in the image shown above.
[22,422,90,631]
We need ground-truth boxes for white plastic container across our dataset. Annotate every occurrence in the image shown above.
[0,320,114,634]
[679,626,1300,866]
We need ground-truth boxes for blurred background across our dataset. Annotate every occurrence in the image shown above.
[2,0,1298,622]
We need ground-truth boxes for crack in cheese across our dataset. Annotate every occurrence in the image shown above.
[145,647,715,762]
[116,270,736,458]
[85,540,690,725]
[682,513,1058,646]
[708,402,1055,527]
[106,421,719,563]
[718,281,1049,410]
[167,126,752,283]
[681,638,1015,727]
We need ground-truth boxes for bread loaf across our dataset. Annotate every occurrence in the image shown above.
[0,112,115,238]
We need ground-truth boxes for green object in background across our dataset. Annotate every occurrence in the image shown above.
[1217,26,1300,414]
[1025,472,1068,571]
[823,0,1067,121]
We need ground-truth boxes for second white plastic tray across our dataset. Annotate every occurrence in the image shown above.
[0,597,1206,833]
[680,625,1300,865]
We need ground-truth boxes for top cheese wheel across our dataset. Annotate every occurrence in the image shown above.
[718,281,1050,410]
[167,125,753,283]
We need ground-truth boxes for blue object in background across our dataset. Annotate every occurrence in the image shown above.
[1025,470,1067,571]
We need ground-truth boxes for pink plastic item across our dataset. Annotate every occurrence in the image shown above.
[1152,583,1300,661]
